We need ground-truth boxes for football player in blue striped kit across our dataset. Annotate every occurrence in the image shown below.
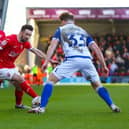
[28,12,120,113]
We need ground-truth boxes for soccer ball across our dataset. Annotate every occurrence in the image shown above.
[32,96,41,108]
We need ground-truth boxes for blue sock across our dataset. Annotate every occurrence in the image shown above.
[40,82,53,108]
[96,86,113,106]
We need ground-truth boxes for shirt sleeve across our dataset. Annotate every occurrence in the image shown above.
[52,27,61,42]
[86,35,95,46]
[2,35,15,48]
[0,38,9,49]
[24,42,32,49]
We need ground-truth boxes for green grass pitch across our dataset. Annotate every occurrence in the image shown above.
[0,84,129,129]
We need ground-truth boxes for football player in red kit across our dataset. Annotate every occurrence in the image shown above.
[0,25,46,109]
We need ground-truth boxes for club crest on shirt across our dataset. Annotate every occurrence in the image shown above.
[9,51,19,57]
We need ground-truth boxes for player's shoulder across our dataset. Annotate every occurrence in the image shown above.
[23,41,31,49]
[6,34,16,38]
[6,34,17,41]
[24,41,31,45]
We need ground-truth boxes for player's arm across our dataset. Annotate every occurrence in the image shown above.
[89,42,109,75]
[89,43,106,67]
[30,47,58,64]
[86,34,107,70]
[41,28,60,70]
[29,48,46,59]
[46,39,58,62]
[42,39,59,70]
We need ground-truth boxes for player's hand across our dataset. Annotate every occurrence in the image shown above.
[41,60,48,72]
[49,59,59,64]
[102,66,109,77]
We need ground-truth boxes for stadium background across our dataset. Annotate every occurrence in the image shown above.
[0,1,129,129]
[0,0,129,84]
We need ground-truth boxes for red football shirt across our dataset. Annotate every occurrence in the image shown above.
[0,34,32,68]
[0,30,6,42]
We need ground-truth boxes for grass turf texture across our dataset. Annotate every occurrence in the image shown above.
[0,84,129,129]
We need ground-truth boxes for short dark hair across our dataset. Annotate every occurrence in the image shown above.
[59,12,74,21]
[21,24,33,32]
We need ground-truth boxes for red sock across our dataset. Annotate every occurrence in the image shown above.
[15,90,24,105]
[20,81,38,98]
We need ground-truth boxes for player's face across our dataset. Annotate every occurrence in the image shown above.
[20,29,32,42]
[61,20,66,26]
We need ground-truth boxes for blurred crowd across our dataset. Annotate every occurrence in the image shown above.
[93,33,129,76]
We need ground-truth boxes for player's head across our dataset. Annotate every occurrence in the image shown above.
[19,24,33,42]
[59,12,74,25]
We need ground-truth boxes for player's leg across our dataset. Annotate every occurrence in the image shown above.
[12,74,41,108]
[28,73,58,113]
[12,73,38,97]
[41,73,58,106]
[0,68,40,108]
[91,81,120,112]
[10,81,24,106]
[40,60,78,109]
[9,68,41,107]
[10,81,31,109]
[0,68,39,99]
[28,59,79,113]
[82,59,120,112]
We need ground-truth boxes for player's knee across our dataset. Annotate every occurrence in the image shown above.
[12,73,25,83]
[15,85,22,91]
[91,81,101,89]
[48,73,59,84]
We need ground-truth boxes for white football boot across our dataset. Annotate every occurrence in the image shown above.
[28,107,45,114]
[32,96,41,108]
[110,104,121,112]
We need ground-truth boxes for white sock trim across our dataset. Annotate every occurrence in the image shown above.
[95,86,103,92]
[44,81,54,86]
